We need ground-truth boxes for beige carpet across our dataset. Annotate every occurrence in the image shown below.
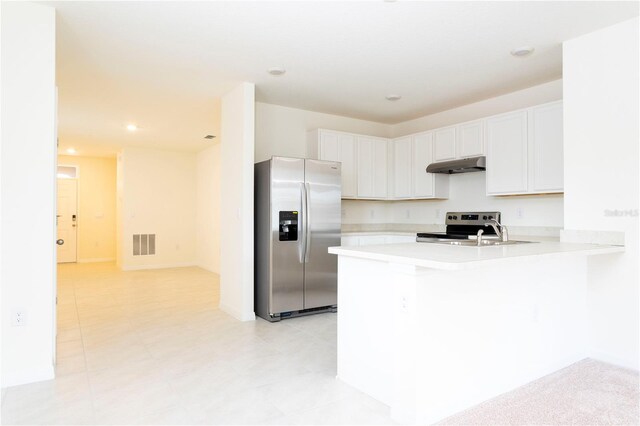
[438,358,639,425]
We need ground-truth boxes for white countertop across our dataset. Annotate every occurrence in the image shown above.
[328,241,624,271]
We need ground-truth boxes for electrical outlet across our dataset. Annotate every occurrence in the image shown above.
[516,208,524,219]
[12,310,26,327]
[341,208,346,219]
[405,209,410,219]
[369,209,375,219]
[435,209,441,220]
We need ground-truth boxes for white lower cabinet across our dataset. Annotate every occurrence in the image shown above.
[341,235,361,246]
[341,234,415,246]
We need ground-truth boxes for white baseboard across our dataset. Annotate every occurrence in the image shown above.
[220,302,255,322]
[120,262,197,271]
[1,365,55,389]
[77,257,115,263]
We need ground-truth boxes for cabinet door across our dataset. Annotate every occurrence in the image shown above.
[318,131,340,161]
[358,235,387,246]
[486,111,528,195]
[357,137,375,198]
[341,235,360,246]
[457,120,484,158]
[530,102,563,193]
[338,134,358,198]
[358,137,388,199]
[372,138,388,198]
[413,132,434,197]
[392,137,412,199]
[433,127,456,161]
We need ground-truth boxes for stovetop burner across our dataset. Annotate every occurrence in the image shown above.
[416,232,469,240]
[416,211,502,242]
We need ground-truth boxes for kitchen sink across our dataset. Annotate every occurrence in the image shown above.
[434,239,537,246]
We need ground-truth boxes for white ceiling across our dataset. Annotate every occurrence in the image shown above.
[53,1,639,156]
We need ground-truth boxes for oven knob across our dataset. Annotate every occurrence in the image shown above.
[448,215,453,220]
[452,215,458,220]
[488,215,493,220]
[483,215,488,220]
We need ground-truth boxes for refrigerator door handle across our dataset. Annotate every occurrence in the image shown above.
[299,182,307,264]
[304,182,312,263]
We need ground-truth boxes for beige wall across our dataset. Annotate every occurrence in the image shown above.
[118,147,197,270]
[58,155,117,262]
[391,79,563,137]
[255,102,391,163]
[196,144,221,273]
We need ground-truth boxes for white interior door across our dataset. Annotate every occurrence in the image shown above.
[57,179,78,263]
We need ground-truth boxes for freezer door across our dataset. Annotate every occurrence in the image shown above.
[271,157,305,314]
[304,159,341,309]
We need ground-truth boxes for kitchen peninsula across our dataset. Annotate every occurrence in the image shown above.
[328,241,624,424]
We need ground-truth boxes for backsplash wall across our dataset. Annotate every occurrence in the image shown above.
[342,172,564,228]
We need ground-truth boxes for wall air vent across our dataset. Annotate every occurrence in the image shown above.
[133,234,156,256]
[204,135,216,139]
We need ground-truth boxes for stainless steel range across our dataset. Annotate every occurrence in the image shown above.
[416,211,502,243]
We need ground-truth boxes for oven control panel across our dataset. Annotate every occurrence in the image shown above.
[445,212,501,226]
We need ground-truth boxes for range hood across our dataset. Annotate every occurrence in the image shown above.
[426,156,486,174]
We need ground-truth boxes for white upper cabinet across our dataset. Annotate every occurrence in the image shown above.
[433,121,485,163]
[309,100,561,201]
[529,101,563,193]
[309,129,358,198]
[486,110,529,195]
[412,133,434,198]
[357,136,388,199]
[389,132,449,199]
[485,101,564,196]
[433,127,457,161]
[392,137,413,199]
[457,120,484,158]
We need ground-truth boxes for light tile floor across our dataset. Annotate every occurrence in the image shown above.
[1,262,395,425]
[2,263,638,425]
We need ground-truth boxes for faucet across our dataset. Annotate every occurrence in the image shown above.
[476,229,484,246]
[485,218,509,242]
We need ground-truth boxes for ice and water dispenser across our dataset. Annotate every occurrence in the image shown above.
[279,211,298,241]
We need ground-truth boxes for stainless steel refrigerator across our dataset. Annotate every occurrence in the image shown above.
[254,156,341,322]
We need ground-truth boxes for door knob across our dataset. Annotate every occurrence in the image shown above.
[56,239,64,246]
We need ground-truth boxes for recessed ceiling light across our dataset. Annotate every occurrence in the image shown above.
[268,67,286,76]
[66,148,76,154]
[204,135,216,139]
[511,46,535,57]
[386,94,402,101]
[126,124,138,132]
